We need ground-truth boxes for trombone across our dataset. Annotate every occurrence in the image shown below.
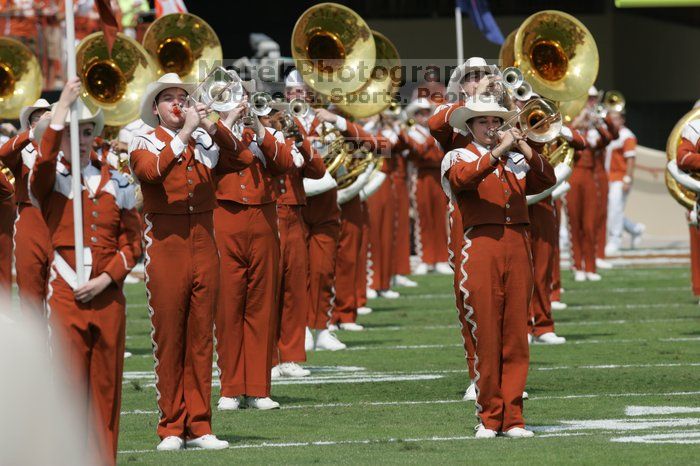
[488,98,562,143]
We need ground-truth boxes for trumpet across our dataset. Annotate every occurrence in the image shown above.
[289,98,310,119]
[242,92,273,126]
[514,81,534,101]
[489,98,562,143]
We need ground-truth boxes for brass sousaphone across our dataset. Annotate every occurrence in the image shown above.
[666,108,700,210]
[142,13,223,83]
[77,32,158,126]
[0,38,42,119]
[291,2,376,97]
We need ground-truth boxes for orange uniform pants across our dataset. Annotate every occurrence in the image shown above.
[551,199,563,303]
[367,178,395,290]
[689,225,700,296]
[303,189,341,330]
[415,168,448,265]
[393,174,411,276]
[595,166,609,259]
[449,203,476,379]
[357,201,370,308]
[567,167,597,273]
[274,204,309,365]
[333,196,363,324]
[458,224,532,432]
[14,204,52,313]
[47,252,126,465]
[0,197,13,295]
[144,212,218,440]
[215,202,280,398]
[528,201,557,336]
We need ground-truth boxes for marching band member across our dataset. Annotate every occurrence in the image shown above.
[332,138,376,331]
[285,70,346,351]
[31,79,141,465]
[129,73,249,450]
[267,105,325,378]
[404,98,451,275]
[214,91,295,411]
[605,110,644,255]
[442,96,555,438]
[676,114,700,302]
[568,94,615,282]
[0,99,53,313]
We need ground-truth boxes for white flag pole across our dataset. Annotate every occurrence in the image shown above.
[63,0,86,286]
[455,6,464,66]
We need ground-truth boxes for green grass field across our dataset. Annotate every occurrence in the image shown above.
[117,266,700,465]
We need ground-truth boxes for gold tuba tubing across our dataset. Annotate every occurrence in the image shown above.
[665,107,700,210]
[0,38,42,120]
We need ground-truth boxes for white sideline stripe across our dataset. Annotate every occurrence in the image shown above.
[120,390,700,416]
[138,374,443,388]
[611,431,700,444]
[536,417,700,432]
[118,431,596,454]
[626,406,700,416]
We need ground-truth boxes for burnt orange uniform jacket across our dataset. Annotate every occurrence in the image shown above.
[214,125,295,398]
[130,121,250,440]
[0,131,53,312]
[443,141,555,432]
[32,125,141,465]
[0,167,13,294]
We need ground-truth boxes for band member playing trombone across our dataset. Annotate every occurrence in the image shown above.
[0,98,53,313]
[129,73,250,451]
[442,96,555,438]
[31,79,141,465]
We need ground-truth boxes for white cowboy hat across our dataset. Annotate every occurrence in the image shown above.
[405,98,434,119]
[140,73,197,128]
[448,96,515,133]
[588,85,599,97]
[19,99,52,131]
[33,102,105,145]
[446,57,494,102]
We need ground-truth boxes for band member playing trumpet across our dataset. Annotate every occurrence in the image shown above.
[214,89,295,411]
[676,114,700,300]
[129,73,251,451]
[0,98,53,313]
[31,78,141,465]
[442,97,555,438]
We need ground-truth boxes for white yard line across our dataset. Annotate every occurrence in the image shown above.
[626,406,700,416]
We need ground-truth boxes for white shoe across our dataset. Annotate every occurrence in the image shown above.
[463,382,476,401]
[185,434,229,450]
[596,258,613,269]
[413,262,429,275]
[124,351,132,358]
[339,322,364,331]
[327,324,339,331]
[574,270,586,282]
[278,362,311,378]
[605,244,619,256]
[305,327,314,351]
[502,427,534,438]
[475,424,497,439]
[217,396,241,411]
[527,334,533,345]
[315,329,347,351]
[551,301,568,311]
[435,262,454,275]
[271,365,282,379]
[533,332,566,345]
[245,396,280,410]
[586,272,602,281]
[357,306,373,316]
[157,436,184,451]
[631,224,645,249]
[522,391,529,400]
[393,274,418,287]
[366,288,378,299]
[378,289,400,299]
